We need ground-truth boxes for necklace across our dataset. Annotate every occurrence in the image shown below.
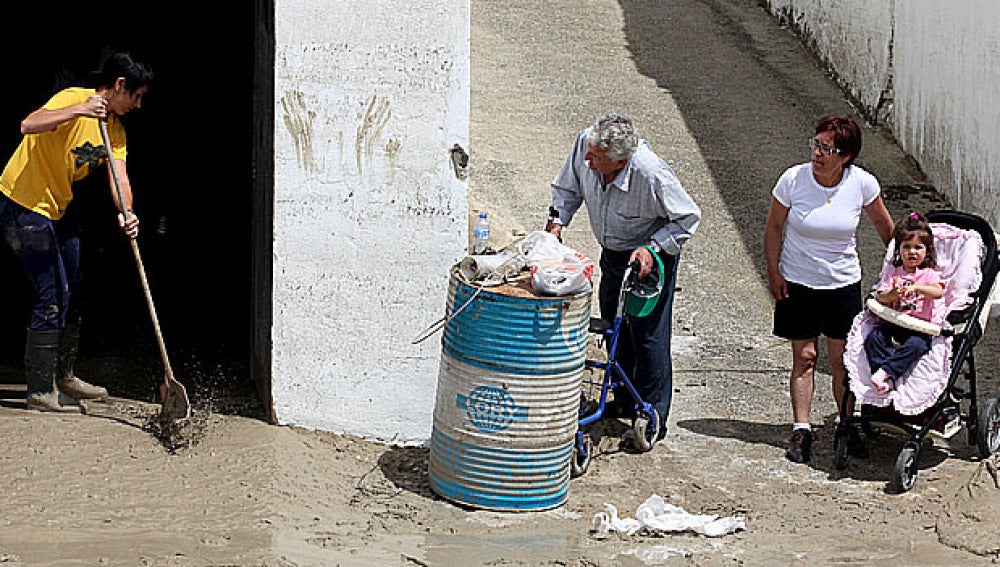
[818,183,838,205]
[813,167,844,204]
[816,183,839,205]
[812,165,844,205]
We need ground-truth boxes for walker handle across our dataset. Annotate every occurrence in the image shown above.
[626,259,642,288]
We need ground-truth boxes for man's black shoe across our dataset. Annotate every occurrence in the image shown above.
[656,422,667,442]
[786,429,813,463]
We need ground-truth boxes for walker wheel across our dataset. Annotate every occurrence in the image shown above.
[570,435,593,478]
[976,397,1000,458]
[631,409,661,453]
[891,442,920,493]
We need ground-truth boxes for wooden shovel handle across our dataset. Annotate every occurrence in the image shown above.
[97,119,174,381]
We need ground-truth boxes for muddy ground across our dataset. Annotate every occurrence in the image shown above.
[2,0,1000,565]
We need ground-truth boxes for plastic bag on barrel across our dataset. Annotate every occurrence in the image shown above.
[519,231,594,295]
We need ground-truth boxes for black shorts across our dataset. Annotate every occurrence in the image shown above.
[773,281,862,341]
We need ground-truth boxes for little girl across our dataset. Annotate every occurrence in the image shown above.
[865,213,946,393]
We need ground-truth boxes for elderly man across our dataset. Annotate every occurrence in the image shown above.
[545,113,701,444]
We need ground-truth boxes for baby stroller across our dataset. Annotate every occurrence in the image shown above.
[836,210,1000,492]
[570,256,663,478]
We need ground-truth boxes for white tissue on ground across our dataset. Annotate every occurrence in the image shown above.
[590,494,746,537]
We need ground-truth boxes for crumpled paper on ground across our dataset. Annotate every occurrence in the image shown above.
[591,494,746,537]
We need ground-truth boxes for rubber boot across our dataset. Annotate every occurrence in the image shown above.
[57,321,107,400]
[25,329,82,413]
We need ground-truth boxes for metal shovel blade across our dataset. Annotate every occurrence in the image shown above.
[160,375,191,421]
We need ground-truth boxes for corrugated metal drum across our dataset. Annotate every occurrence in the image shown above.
[428,267,591,511]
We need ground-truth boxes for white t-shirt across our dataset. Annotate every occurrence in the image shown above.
[772,163,881,289]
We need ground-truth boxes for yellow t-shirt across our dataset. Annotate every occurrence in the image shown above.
[0,88,127,220]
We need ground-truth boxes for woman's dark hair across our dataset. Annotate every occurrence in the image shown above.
[815,114,862,167]
[92,51,154,93]
[891,212,937,268]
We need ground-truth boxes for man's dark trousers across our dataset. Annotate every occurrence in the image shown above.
[598,247,679,429]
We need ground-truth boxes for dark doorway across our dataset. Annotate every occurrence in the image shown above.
[0,8,265,417]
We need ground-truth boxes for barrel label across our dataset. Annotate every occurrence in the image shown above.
[456,385,528,432]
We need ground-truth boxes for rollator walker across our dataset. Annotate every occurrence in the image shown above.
[571,251,665,477]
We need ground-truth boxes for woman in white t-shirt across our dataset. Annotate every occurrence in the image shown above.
[763,115,894,464]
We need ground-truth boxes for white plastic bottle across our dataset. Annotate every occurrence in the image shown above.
[472,211,490,254]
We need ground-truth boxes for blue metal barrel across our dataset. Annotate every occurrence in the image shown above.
[428,268,591,511]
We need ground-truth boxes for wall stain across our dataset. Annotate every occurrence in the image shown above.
[385,138,402,169]
[281,90,317,173]
[356,95,392,175]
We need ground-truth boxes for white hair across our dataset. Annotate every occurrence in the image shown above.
[588,113,639,161]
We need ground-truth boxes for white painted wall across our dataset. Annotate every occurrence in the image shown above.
[783,0,892,118]
[272,0,470,443]
[892,1,1000,224]
[761,0,1000,229]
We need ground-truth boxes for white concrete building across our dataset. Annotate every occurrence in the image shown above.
[256,1,470,444]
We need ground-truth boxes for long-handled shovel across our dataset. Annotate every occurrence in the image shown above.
[98,118,191,421]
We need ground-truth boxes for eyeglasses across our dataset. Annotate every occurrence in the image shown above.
[808,138,841,156]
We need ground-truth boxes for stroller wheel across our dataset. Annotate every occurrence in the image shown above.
[570,435,593,478]
[976,397,1000,458]
[891,442,921,493]
[631,409,661,453]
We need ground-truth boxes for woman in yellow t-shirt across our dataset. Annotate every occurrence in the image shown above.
[0,51,153,412]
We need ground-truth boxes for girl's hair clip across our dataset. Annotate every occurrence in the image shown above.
[910,212,920,220]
